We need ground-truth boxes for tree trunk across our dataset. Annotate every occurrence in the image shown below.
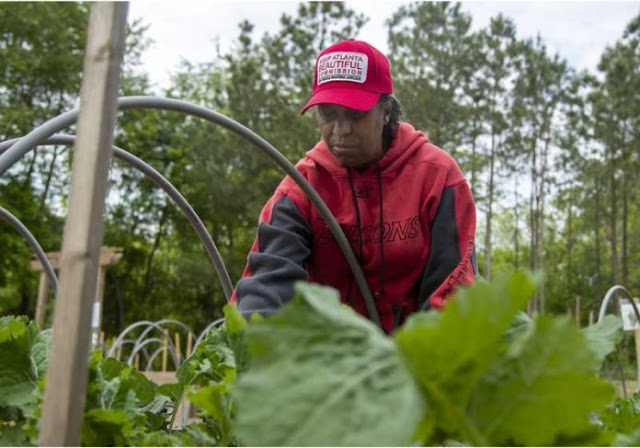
[469,100,481,201]
[537,128,552,314]
[113,272,124,330]
[514,175,519,269]
[622,173,628,286]
[470,125,478,200]
[594,171,603,300]
[141,211,167,304]
[484,131,495,279]
[22,148,39,188]
[19,291,30,316]
[608,147,619,285]
[621,123,630,287]
[567,182,573,298]
[40,146,61,213]
[528,134,538,313]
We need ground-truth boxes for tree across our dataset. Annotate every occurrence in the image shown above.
[508,36,572,313]
[0,1,153,321]
[474,15,517,279]
[386,1,474,149]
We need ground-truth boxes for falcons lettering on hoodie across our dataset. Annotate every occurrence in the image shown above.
[317,215,421,246]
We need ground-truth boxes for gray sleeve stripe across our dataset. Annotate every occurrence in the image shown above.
[418,186,461,308]
[237,196,311,315]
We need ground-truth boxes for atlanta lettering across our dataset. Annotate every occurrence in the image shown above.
[317,51,368,85]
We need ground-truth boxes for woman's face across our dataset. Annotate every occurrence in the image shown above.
[316,102,389,169]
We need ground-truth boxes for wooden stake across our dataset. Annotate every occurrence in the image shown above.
[34,272,50,329]
[186,332,193,357]
[134,354,140,370]
[575,295,582,328]
[39,4,128,446]
[162,337,168,372]
[589,310,595,326]
[174,332,181,366]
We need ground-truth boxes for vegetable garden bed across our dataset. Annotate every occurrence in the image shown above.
[1,271,639,446]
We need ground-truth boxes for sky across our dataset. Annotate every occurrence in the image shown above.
[127,0,640,91]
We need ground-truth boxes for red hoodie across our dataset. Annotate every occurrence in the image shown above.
[231,122,477,333]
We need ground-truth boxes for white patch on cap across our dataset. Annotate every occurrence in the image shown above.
[317,51,368,85]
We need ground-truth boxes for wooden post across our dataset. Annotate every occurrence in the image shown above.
[575,295,582,328]
[174,332,181,366]
[186,332,193,357]
[589,309,595,326]
[134,354,140,370]
[162,337,168,372]
[31,247,122,340]
[34,272,50,329]
[39,3,128,446]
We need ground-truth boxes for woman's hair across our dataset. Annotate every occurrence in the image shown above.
[379,94,404,149]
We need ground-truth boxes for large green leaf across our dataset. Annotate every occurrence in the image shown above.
[83,354,173,436]
[177,326,236,388]
[233,282,423,447]
[581,314,624,373]
[0,317,49,408]
[30,329,51,380]
[81,409,132,447]
[394,271,535,441]
[223,304,249,373]
[100,357,158,406]
[188,374,235,446]
[469,315,615,446]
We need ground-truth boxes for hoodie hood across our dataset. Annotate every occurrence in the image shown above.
[305,122,429,177]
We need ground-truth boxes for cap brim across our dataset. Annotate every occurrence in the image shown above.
[301,87,381,115]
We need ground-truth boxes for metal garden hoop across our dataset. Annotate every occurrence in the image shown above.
[0,96,381,327]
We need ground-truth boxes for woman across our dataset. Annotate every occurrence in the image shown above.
[231,39,477,333]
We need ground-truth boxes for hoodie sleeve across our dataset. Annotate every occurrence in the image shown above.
[230,177,312,318]
[418,178,477,310]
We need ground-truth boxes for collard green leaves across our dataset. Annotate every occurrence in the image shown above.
[0,271,637,446]
[395,271,536,444]
[81,352,174,446]
[581,314,624,373]
[233,282,423,447]
[469,315,614,445]
[396,271,616,446]
[0,316,50,408]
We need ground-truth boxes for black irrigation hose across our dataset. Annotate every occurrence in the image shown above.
[0,205,58,291]
[0,134,235,299]
[0,96,381,328]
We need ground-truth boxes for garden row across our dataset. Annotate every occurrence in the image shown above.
[1,271,639,446]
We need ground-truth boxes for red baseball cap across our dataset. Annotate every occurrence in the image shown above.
[301,39,393,115]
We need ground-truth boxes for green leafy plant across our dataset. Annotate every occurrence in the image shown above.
[0,316,50,445]
[230,271,630,446]
[232,283,423,446]
[1,271,638,446]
